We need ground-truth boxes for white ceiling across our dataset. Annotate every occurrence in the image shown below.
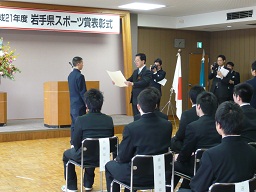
[6,0,256,31]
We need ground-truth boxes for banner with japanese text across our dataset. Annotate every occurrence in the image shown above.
[0,6,120,34]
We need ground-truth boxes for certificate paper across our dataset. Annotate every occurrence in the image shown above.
[107,70,128,87]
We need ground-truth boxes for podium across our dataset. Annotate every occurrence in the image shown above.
[0,92,7,126]
[44,81,99,128]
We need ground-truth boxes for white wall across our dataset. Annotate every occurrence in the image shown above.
[0,29,126,119]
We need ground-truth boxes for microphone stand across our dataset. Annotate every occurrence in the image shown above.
[161,88,177,128]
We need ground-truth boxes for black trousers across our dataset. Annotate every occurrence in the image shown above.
[63,148,95,190]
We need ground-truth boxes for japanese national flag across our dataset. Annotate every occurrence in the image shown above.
[172,52,182,119]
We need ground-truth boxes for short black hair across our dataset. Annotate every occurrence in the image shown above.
[226,61,234,67]
[72,56,83,67]
[150,87,161,109]
[252,60,256,71]
[137,87,158,113]
[217,54,226,61]
[233,83,254,103]
[215,101,244,135]
[196,91,218,116]
[154,58,162,65]
[189,85,205,104]
[136,53,146,64]
[84,89,103,112]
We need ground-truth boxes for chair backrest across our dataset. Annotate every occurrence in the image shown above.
[248,142,256,149]
[81,136,118,164]
[209,176,256,192]
[193,148,207,175]
[130,151,174,191]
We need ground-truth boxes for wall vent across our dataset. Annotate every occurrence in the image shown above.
[227,10,253,20]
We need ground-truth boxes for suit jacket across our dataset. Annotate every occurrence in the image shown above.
[190,136,256,192]
[150,69,166,95]
[246,77,256,109]
[171,106,199,152]
[177,115,221,163]
[228,70,240,99]
[209,67,232,100]
[68,68,87,111]
[72,112,114,165]
[127,66,152,105]
[240,104,256,142]
[133,110,168,121]
[116,113,172,163]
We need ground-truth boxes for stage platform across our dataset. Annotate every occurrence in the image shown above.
[0,115,134,142]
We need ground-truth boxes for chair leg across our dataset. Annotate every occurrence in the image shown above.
[65,161,69,192]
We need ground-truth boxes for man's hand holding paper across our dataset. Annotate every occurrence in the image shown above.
[107,70,128,87]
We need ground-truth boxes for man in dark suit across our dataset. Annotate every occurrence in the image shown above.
[125,53,152,116]
[171,85,204,153]
[190,101,256,192]
[233,83,256,142]
[134,87,168,121]
[174,91,221,187]
[105,87,172,192]
[246,60,256,108]
[150,58,166,106]
[62,89,114,192]
[68,56,87,145]
[226,61,240,101]
[209,55,232,104]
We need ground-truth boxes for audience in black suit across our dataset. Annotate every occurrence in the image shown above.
[233,83,256,143]
[134,87,168,121]
[171,85,204,152]
[125,53,152,116]
[246,60,256,109]
[174,91,221,189]
[150,58,166,106]
[105,87,172,192]
[62,89,114,192]
[209,55,232,104]
[190,101,256,192]
[226,61,240,101]
[68,56,87,145]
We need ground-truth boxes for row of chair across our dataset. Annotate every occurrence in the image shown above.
[65,138,256,192]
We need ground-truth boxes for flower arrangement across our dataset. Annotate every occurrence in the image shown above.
[0,38,21,80]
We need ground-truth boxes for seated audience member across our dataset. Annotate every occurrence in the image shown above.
[174,91,221,188]
[171,85,204,152]
[233,83,256,142]
[190,101,256,192]
[62,89,114,192]
[134,87,168,121]
[246,60,256,108]
[105,87,173,192]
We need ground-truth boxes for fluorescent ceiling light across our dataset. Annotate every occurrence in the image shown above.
[119,3,166,10]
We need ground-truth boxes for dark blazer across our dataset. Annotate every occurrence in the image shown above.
[117,113,172,163]
[240,104,256,143]
[190,136,256,192]
[68,68,87,111]
[150,69,166,95]
[72,112,114,165]
[228,70,240,100]
[177,115,221,164]
[133,110,168,121]
[171,106,199,152]
[246,77,256,109]
[127,66,152,105]
[209,67,232,103]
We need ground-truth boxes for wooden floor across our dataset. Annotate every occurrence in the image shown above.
[0,118,179,192]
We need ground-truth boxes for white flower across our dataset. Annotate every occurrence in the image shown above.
[0,50,4,57]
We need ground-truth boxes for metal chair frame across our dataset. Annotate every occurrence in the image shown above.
[174,148,207,181]
[65,136,118,192]
[110,151,175,192]
[209,176,256,192]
